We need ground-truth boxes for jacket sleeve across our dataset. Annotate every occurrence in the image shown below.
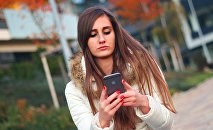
[135,70,174,130]
[65,81,114,130]
[135,95,174,130]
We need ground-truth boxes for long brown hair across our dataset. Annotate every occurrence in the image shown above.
[77,6,176,130]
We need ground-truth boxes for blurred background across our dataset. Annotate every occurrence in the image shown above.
[0,0,213,129]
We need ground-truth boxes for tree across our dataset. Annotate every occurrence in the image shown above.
[110,0,185,72]
[0,0,71,109]
[153,1,185,71]
[0,0,48,10]
[109,0,167,70]
[109,0,163,22]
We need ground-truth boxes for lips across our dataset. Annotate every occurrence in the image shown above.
[98,46,109,50]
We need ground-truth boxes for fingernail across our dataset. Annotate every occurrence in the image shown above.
[103,86,106,90]
[122,79,125,84]
[120,95,124,100]
[116,90,120,94]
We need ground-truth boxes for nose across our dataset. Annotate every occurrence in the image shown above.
[99,33,105,44]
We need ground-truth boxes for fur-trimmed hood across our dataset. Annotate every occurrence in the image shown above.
[69,52,86,94]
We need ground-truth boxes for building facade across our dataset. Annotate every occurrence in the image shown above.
[174,0,213,64]
[0,7,78,64]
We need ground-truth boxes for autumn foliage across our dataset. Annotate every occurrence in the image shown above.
[0,0,49,10]
[109,0,163,22]
[0,0,64,46]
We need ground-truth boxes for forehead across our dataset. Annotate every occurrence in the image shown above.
[92,15,112,29]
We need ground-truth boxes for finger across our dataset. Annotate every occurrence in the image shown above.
[107,95,123,110]
[100,86,107,102]
[122,79,132,90]
[122,102,134,106]
[106,90,120,103]
[122,96,135,103]
[120,90,135,100]
[111,101,123,114]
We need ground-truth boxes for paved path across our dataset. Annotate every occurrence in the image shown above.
[172,77,213,130]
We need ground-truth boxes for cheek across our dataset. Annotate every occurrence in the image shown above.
[87,39,94,49]
[110,32,115,42]
[110,35,115,49]
[87,40,96,54]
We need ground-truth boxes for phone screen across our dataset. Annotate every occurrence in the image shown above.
[103,73,125,96]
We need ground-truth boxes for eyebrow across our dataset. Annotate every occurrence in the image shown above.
[91,26,113,32]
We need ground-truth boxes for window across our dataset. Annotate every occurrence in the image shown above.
[0,53,15,63]
[197,5,213,34]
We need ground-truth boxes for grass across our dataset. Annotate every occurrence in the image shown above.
[0,75,67,107]
[165,70,213,95]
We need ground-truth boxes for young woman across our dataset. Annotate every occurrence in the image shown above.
[65,6,176,130]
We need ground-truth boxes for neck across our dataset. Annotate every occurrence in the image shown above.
[95,56,113,75]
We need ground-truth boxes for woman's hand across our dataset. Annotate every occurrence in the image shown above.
[121,80,150,114]
[98,86,124,128]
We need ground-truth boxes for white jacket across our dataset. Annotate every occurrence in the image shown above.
[65,53,174,130]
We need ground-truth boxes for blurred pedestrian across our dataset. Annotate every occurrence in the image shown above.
[65,6,176,130]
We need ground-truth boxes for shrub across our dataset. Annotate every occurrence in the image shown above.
[0,100,7,123]
[0,69,4,79]
[0,101,77,130]
[190,49,207,71]
[47,56,62,76]
[7,61,36,79]
[165,71,213,93]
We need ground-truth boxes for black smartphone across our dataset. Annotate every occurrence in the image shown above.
[103,73,125,96]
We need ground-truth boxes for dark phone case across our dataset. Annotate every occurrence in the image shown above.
[103,73,125,96]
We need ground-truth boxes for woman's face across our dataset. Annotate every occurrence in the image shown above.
[87,15,115,59]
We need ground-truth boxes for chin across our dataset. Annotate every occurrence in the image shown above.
[95,53,113,59]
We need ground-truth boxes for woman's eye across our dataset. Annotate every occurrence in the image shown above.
[90,33,97,37]
[104,31,111,35]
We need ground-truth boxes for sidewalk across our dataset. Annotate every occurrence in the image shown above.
[172,77,213,130]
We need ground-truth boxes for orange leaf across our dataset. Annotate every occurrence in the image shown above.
[109,0,162,22]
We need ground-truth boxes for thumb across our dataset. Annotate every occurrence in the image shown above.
[122,79,132,90]
[100,86,108,101]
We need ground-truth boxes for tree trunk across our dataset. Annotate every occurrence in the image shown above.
[58,56,69,84]
[170,47,179,71]
[149,43,162,69]
[41,55,60,109]
[160,45,171,72]
[174,42,185,71]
